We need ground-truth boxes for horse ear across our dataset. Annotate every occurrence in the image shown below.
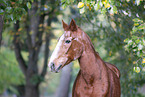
[62,20,69,31]
[69,19,77,31]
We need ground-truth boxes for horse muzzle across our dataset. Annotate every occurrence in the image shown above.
[49,62,62,73]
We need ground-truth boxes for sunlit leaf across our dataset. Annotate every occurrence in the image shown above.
[105,3,111,8]
[27,2,31,9]
[78,2,84,8]
[133,61,136,64]
[142,58,145,63]
[79,7,85,14]
[138,44,143,50]
[94,3,100,11]
[133,67,140,73]
[136,0,140,6]
[44,5,48,8]
[126,0,130,2]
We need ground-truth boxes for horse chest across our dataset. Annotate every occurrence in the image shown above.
[73,79,93,97]
[73,71,109,97]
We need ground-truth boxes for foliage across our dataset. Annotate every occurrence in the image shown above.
[0,47,24,94]
[1,0,62,96]
[0,0,28,24]
[124,18,145,73]
[61,0,145,96]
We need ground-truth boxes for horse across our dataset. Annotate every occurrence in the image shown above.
[48,19,121,97]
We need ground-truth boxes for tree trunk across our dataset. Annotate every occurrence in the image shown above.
[25,82,39,97]
[13,0,58,96]
[16,85,25,97]
[55,63,72,97]
[24,1,42,97]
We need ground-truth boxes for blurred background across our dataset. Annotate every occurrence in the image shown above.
[0,0,145,97]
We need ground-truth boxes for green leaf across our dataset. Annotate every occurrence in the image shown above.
[61,0,66,3]
[94,3,100,11]
[5,7,13,13]
[110,0,115,5]
[82,0,86,3]
[113,6,117,14]
[27,2,31,9]
[135,39,140,44]
[21,8,27,15]
[0,9,4,15]
[31,0,34,3]
[101,7,106,14]
[132,36,138,40]
[131,26,138,33]
[8,86,19,95]
[133,67,140,73]
[5,14,11,20]
[0,0,7,6]
[70,0,75,3]
[138,24,145,30]
[127,40,133,45]
[61,3,67,9]
[19,0,23,4]
[133,18,140,22]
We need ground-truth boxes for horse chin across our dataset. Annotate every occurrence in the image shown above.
[55,64,63,73]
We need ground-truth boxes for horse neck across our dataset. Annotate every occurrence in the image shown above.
[78,32,108,83]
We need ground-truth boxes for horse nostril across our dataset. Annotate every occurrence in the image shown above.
[51,62,55,70]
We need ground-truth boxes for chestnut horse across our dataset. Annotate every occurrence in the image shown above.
[48,19,121,97]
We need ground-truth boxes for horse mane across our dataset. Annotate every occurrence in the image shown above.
[78,27,97,54]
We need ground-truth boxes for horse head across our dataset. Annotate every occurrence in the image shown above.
[48,19,84,73]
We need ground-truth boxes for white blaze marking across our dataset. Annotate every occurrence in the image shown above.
[48,34,65,67]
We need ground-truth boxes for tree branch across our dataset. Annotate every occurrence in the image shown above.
[40,16,53,78]
[25,14,33,50]
[13,21,27,76]
[0,15,4,47]
[40,33,50,78]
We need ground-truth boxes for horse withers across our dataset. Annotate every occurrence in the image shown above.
[48,19,121,97]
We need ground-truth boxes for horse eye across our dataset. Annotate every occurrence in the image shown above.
[65,40,71,44]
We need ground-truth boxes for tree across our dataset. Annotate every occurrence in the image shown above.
[1,0,62,97]
[12,0,61,96]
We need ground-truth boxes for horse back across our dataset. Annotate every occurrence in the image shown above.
[107,67,121,97]
[105,62,120,78]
